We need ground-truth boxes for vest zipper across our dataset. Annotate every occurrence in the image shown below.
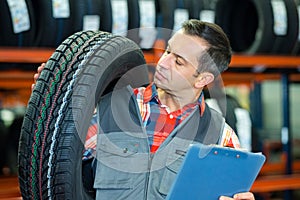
[144,152,154,200]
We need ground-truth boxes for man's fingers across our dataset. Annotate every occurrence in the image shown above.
[38,63,45,73]
[32,63,46,91]
[33,73,40,81]
[219,192,255,200]
[233,192,255,200]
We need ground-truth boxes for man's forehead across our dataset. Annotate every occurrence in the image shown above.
[168,30,208,66]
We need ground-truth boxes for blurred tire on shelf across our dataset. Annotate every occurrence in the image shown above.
[156,0,176,41]
[31,0,76,47]
[215,0,298,55]
[128,0,158,49]
[128,0,140,30]
[126,0,141,45]
[270,0,298,54]
[184,0,204,20]
[0,0,36,46]
[292,0,300,54]
[73,0,113,33]
[215,0,275,54]
[111,0,140,36]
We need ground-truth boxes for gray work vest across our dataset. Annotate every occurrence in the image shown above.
[94,86,225,200]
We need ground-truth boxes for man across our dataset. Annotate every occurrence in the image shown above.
[33,20,255,200]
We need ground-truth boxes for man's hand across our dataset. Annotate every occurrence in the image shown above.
[219,192,255,200]
[31,63,45,90]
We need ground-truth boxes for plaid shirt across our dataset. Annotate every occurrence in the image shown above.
[82,83,240,159]
[134,83,206,152]
[82,113,97,160]
[134,83,239,152]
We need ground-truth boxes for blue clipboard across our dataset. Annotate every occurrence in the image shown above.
[166,143,266,200]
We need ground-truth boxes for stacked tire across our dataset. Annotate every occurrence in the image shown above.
[31,0,77,47]
[0,0,36,46]
[0,0,299,55]
[214,0,299,54]
[0,0,37,70]
[155,0,299,55]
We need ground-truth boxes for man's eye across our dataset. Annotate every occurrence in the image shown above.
[176,59,183,65]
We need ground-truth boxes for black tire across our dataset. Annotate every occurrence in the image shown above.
[185,0,204,19]
[0,113,9,175]
[156,0,202,42]
[72,0,113,33]
[32,0,76,47]
[0,0,36,46]
[128,0,160,49]
[18,31,147,199]
[157,0,175,29]
[128,0,140,30]
[72,0,95,32]
[111,0,140,36]
[293,0,300,55]
[271,0,299,55]
[215,0,276,54]
[156,0,176,41]
[99,0,113,32]
[126,0,141,46]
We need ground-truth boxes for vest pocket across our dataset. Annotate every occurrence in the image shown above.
[158,149,185,196]
[94,132,142,189]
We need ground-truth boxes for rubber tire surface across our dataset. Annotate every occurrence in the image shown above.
[73,0,113,33]
[293,0,300,54]
[18,31,147,200]
[215,0,275,54]
[271,0,299,54]
[0,0,36,46]
[31,0,76,47]
[126,0,141,46]
[156,0,176,41]
[185,0,204,19]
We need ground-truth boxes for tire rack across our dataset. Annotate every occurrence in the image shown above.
[1,46,300,199]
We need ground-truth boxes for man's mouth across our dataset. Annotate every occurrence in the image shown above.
[155,70,167,81]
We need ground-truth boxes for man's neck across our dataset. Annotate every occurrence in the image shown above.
[157,88,201,112]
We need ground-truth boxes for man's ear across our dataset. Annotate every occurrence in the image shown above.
[195,72,214,89]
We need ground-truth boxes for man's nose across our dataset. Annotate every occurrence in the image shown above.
[158,53,173,69]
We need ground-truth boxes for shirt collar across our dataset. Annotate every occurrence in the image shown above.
[143,82,206,116]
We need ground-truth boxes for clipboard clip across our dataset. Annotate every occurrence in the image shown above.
[213,150,242,158]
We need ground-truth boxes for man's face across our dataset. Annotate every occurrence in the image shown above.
[153,30,209,94]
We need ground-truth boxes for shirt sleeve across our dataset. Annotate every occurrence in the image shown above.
[218,123,241,149]
[82,113,98,160]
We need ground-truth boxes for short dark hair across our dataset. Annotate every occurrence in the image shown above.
[182,19,232,77]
